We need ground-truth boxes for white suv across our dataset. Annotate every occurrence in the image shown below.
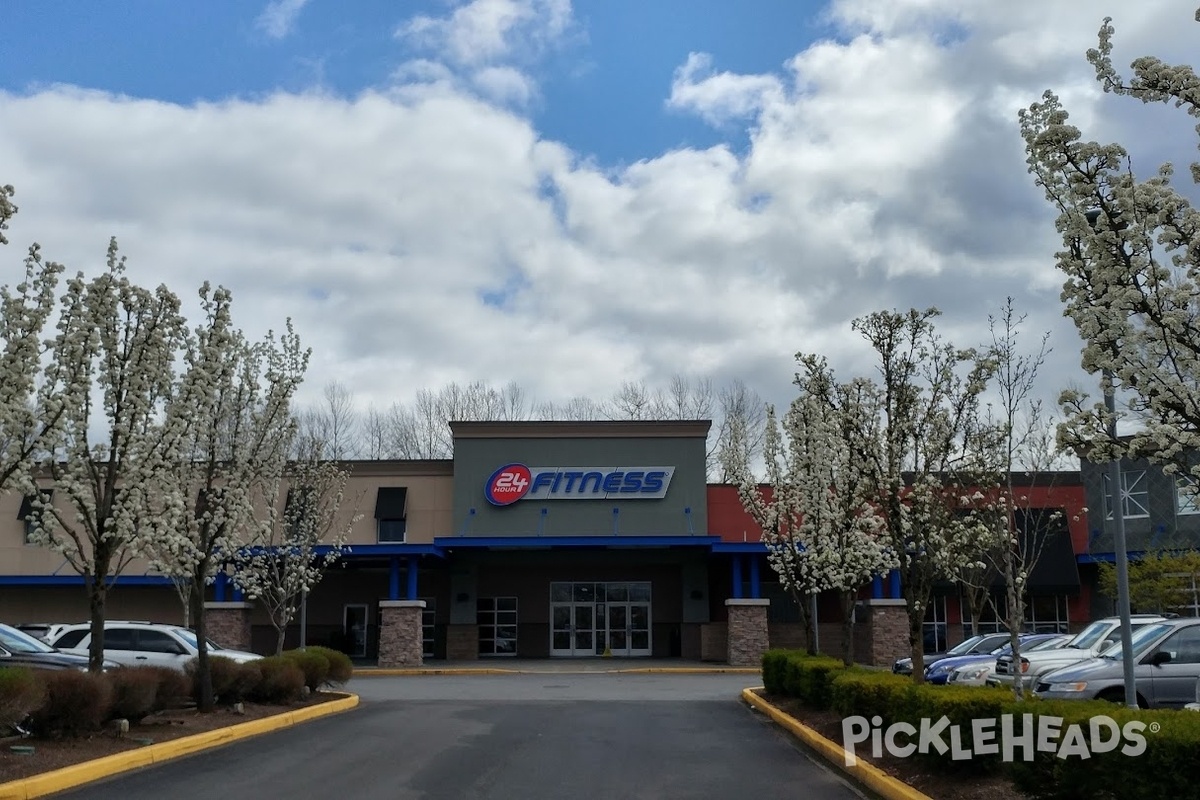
[49,622,261,671]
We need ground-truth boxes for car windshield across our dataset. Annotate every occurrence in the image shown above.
[174,629,223,651]
[1101,623,1173,660]
[0,624,58,654]
[947,635,984,655]
[1068,622,1112,649]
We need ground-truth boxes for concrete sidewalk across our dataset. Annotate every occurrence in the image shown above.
[354,658,760,675]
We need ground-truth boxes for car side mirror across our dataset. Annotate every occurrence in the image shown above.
[1149,650,1172,667]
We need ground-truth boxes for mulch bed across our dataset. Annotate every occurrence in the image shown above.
[0,692,346,786]
[758,693,1024,800]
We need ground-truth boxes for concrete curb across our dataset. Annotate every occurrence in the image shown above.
[355,667,761,676]
[741,688,932,800]
[0,692,360,800]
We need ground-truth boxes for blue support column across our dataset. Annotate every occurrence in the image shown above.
[871,575,884,600]
[232,586,243,602]
[389,555,401,601]
[731,556,744,599]
[749,556,761,599]
[214,570,228,602]
[406,557,419,601]
[888,570,901,599]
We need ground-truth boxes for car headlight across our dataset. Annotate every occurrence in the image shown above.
[956,665,991,681]
[1047,681,1088,693]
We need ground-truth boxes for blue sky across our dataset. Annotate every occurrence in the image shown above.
[1,0,1196,438]
[2,1,829,164]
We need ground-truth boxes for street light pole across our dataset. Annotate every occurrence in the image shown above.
[1104,370,1138,709]
[1083,208,1138,708]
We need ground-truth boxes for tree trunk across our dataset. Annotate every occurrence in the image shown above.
[840,590,856,667]
[909,614,926,683]
[192,562,214,712]
[86,573,108,673]
[790,589,816,655]
[274,624,286,657]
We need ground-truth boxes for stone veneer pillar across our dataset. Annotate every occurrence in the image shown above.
[725,599,770,666]
[378,600,426,667]
[446,624,479,661]
[861,598,909,668]
[203,602,254,652]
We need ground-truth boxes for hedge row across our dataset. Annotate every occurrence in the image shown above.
[761,649,1200,800]
[0,646,354,740]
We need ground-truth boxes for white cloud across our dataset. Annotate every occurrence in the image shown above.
[255,0,312,40]
[668,53,784,126]
[397,0,573,68]
[3,1,1197,423]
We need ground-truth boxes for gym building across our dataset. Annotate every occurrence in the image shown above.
[0,420,1097,667]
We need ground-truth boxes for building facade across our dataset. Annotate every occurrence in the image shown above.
[0,420,1100,666]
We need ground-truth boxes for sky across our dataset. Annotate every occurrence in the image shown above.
[2,0,1199,430]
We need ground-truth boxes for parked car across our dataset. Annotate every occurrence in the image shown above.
[1035,618,1200,708]
[49,622,261,671]
[945,633,1072,686]
[0,623,117,671]
[892,632,1011,675]
[14,622,76,645]
[924,633,1068,685]
[989,614,1170,691]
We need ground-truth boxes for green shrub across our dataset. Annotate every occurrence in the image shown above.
[28,670,113,738]
[1006,704,1200,800]
[249,657,306,705]
[106,667,160,723]
[305,646,353,686]
[282,649,330,692]
[227,661,263,704]
[761,650,849,709]
[830,670,914,723]
[0,667,45,730]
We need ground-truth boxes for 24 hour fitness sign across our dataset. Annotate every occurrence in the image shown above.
[484,464,675,506]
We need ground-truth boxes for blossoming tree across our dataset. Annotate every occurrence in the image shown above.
[846,308,998,681]
[233,456,359,656]
[142,284,308,709]
[0,186,65,491]
[1020,8,1200,476]
[27,244,186,671]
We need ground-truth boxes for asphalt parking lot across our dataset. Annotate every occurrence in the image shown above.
[60,673,864,800]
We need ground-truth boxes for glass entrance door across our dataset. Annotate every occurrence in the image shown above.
[550,603,596,656]
[550,582,652,657]
[605,602,652,657]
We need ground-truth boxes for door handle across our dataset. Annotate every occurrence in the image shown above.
[135,656,148,660]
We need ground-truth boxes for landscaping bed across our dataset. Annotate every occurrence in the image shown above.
[759,691,1020,800]
[0,692,344,784]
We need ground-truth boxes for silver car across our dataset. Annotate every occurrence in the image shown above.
[1035,618,1200,709]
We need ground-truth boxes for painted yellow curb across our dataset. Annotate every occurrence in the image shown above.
[0,692,360,800]
[355,667,760,676]
[741,688,932,800]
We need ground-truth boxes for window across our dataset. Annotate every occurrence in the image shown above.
[1103,470,1150,519]
[960,594,1005,637]
[17,489,53,545]
[420,598,435,658]
[52,629,87,649]
[1025,595,1069,634]
[1176,476,1200,516]
[374,487,407,543]
[102,628,136,650]
[923,597,948,652]
[1158,626,1200,665]
[136,630,186,654]
[477,597,517,656]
